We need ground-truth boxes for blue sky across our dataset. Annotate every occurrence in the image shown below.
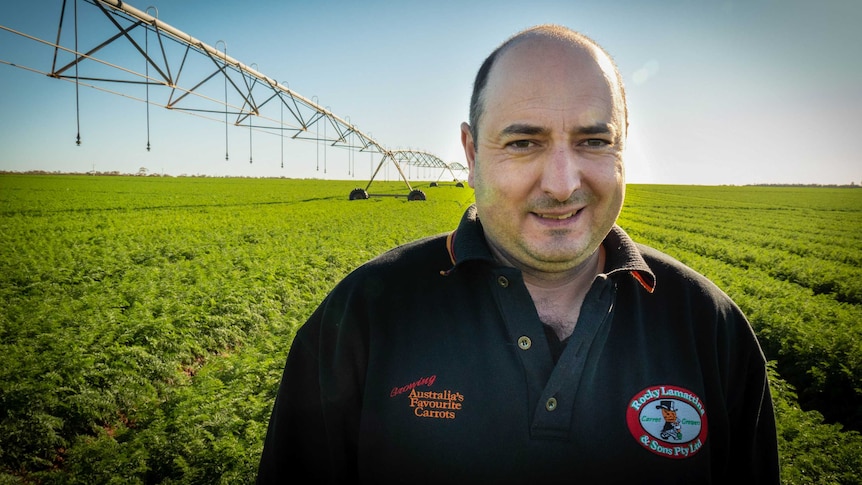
[1,0,860,185]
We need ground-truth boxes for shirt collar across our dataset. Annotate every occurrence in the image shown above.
[443,205,656,293]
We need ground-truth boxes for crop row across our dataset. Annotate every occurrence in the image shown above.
[625,184,862,211]
[1,176,860,483]
[626,204,860,263]
[622,207,861,305]
[619,187,862,431]
[1,176,469,482]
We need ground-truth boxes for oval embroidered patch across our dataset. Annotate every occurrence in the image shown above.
[626,385,708,459]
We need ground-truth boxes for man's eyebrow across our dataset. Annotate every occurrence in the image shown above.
[499,123,549,137]
[577,123,616,136]
[499,123,617,137]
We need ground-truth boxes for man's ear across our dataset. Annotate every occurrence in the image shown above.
[460,122,476,187]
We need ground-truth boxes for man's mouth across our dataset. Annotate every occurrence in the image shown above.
[537,212,575,220]
[534,205,585,221]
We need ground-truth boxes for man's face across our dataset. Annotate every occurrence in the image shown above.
[462,36,626,276]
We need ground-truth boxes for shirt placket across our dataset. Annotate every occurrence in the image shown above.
[491,269,616,440]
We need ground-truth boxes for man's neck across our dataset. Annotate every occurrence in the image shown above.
[521,246,606,341]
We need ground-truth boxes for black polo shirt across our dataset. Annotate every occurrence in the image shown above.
[258,205,779,484]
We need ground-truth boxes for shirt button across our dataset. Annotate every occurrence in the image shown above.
[497,276,509,287]
[517,336,532,350]
[545,397,558,412]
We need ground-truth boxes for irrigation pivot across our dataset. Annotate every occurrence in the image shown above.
[0,0,467,199]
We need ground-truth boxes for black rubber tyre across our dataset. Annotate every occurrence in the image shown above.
[407,189,426,201]
[430,182,438,187]
[455,182,464,188]
[349,188,369,200]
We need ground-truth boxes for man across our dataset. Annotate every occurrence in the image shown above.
[257,25,780,483]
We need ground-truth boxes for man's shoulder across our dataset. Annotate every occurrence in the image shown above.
[366,232,450,268]
[339,232,452,286]
[635,243,694,276]
[633,243,766,362]
[299,232,453,333]
[635,243,734,305]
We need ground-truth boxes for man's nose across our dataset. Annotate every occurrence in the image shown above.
[540,145,582,202]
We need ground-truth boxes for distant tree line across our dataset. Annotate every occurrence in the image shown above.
[0,170,291,179]
[4,171,860,187]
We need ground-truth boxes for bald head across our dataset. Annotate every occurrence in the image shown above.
[467,25,627,145]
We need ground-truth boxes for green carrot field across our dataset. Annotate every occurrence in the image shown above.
[1,175,861,484]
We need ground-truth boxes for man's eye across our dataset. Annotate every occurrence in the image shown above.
[507,140,535,149]
[582,139,609,147]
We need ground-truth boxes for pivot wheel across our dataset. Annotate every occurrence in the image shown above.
[349,188,369,200]
[407,189,426,201]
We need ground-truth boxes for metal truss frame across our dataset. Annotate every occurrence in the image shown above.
[433,161,468,186]
[0,0,465,198]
